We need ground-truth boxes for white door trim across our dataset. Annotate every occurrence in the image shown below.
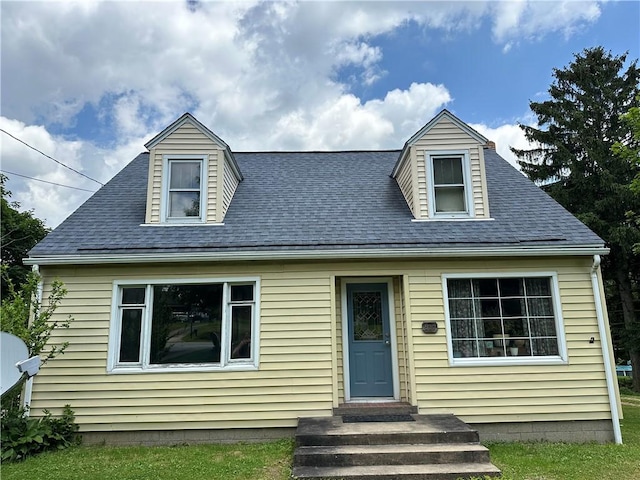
[341,277,400,402]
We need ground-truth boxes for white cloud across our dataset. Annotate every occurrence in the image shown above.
[0,0,604,226]
[470,118,538,170]
[0,116,150,227]
[491,0,601,46]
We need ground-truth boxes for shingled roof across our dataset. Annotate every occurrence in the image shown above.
[27,148,605,262]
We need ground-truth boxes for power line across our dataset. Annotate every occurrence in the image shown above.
[0,128,104,186]
[1,170,97,193]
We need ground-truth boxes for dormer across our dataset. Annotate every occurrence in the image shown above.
[143,113,243,225]
[392,110,491,220]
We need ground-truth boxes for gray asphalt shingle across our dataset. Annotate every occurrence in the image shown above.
[28,148,603,257]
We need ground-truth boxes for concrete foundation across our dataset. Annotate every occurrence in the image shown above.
[79,419,616,447]
[81,427,296,446]
[472,420,615,443]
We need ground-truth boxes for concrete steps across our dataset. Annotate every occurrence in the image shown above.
[292,412,501,480]
[292,463,502,480]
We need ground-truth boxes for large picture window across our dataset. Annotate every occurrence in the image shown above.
[444,274,566,364]
[427,151,472,218]
[109,279,259,372]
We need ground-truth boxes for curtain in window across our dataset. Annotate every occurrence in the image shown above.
[525,278,558,355]
[448,279,485,357]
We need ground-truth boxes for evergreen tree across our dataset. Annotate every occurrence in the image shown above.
[512,47,640,391]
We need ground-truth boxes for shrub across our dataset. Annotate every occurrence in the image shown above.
[619,375,636,395]
[1,405,80,462]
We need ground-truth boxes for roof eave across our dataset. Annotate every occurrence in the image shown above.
[25,245,609,266]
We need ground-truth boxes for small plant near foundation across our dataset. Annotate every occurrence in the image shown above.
[1,405,80,462]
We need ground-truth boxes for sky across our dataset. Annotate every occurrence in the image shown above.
[1,0,638,228]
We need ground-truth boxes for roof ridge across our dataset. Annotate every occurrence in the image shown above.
[234,149,402,154]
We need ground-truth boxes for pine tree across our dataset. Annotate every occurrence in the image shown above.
[512,47,640,391]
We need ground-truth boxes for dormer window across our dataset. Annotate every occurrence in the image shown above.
[162,155,207,222]
[427,150,473,218]
[144,113,243,226]
[391,110,490,221]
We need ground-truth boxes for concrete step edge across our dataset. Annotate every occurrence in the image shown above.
[295,431,479,446]
[295,443,489,454]
[292,462,502,479]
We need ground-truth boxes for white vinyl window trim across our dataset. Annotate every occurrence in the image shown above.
[107,277,260,374]
[161,154,207,223]
[426,150,474,218]
[442,272,568,367]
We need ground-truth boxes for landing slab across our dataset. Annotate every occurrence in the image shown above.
[298,414,476,436]
[296,414,480,446]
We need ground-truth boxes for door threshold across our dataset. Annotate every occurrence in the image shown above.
[346,397,397,403]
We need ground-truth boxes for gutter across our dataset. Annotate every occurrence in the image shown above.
[25,245,609,266]
[591,255,623,444]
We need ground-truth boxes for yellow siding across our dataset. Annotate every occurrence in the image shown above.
[406,257,611,424]
[393,276,410,402]
[145,122,220,224]
[32,257,612,432]
[413,117,489,218]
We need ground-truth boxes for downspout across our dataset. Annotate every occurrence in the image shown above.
[22,264,42,411]
[591,255,622,444]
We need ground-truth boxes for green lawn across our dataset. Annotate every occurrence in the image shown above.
[0,438,294,480]
[488,397,640,480]
[2,398,639,480]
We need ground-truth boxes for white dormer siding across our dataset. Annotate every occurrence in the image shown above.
[144,114,242,225]
[393,110,491,220]
[222,158,240,219]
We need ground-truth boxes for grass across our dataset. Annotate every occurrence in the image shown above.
[2,395,639,480]
[487,397,640,480]
[0,438,294,480]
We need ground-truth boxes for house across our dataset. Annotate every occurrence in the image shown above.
[25,109,622,445]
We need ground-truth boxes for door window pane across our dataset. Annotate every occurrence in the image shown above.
[352,291,384,341]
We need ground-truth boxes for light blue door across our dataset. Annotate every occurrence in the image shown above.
[347,283,393,398]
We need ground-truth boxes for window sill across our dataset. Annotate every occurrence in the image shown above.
[140,222,225,227]
[412,217,493,222]
[449,356,567,367]
[108,363,258,374]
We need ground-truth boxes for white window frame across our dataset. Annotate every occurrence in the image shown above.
[161,154,207,223]
[426,150,474,218]
[442,272,568,366]
[107,277,260,373]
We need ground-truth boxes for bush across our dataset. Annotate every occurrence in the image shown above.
[1,405,80,462]
[618,375,635,395]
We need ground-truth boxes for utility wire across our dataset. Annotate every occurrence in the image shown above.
[1,170,97,193]
[0,128,104,186]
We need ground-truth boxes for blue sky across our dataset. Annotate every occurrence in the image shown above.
[1,0,638,227]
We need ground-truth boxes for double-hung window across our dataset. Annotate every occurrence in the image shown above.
[109,279,259,372]
[163,155,206,222]
[443,273,566,365]
[427,151,472,217]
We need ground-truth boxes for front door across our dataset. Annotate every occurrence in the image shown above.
[347,283,394,398]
